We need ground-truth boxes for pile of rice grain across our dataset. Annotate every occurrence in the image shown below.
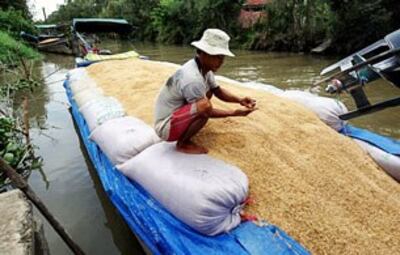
[87,59,400,254]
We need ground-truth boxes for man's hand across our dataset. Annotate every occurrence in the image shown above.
[239,97,256,109]
[233,107,257,116]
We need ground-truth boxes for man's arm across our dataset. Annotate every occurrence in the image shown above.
[209,107,255,118]
[213,87,257,108]
[196,97,255,118]
[213,86,241,103]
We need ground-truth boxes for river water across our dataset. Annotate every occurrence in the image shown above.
[21,41,400,255]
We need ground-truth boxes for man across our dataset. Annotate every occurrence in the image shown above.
[154,28,257,154]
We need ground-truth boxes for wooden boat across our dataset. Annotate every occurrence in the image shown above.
[37,37,72,55]
[63,64,310,255]
[317,29,400,120]
[21,24,73,55]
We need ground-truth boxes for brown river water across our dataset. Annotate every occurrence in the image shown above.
[16,40,400,254]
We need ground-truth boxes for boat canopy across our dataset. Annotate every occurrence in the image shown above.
[35,24,68,30]
[320,29,400,76]
[72,18,132,34]
[35,24,58,29]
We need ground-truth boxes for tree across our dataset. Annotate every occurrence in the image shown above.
[100,0,159,40]
[328,0,392,54]
[241,0,332,51]
[0,9,36,39]
[0,0,31,19]
[382,0,400,30]
[150,0,243,44]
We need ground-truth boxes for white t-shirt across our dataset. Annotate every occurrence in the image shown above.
[154,58,218,137]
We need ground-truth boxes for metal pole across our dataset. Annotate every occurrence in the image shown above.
[313,48,400,87]
[42,7,47,21]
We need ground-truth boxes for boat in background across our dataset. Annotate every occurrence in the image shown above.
[315,28,400,120]
[21,24,73,55]
[71,18,132,57]
[20,19,133,57]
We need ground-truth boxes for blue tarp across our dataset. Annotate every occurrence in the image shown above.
[64,79,310,255]
[341,125,400,156]
[75,58,93,68]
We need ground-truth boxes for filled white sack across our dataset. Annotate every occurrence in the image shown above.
[215,76,285,95]
[80,97,125,131]
[73,88,104,108]
[67,68,88,81]
[242,81,285,96]
[90,117,160,165]
[281,90,348,131]
[70,77,98,96]
[353,139,400,182]
[117,142,249,236]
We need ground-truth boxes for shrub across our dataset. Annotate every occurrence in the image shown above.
[0,9,36,39]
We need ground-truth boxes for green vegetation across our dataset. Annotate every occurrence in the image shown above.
[0,31,40,65]
[100,0,159,40]
[0,115,42,187]
[241,1,333,51]
[0,9,36,39]
[47,0,400,55]
[0,0,31,19]
[0,4,42,89]
[149,0,242,44]
[0,2,43,188]
[0,31,42,89]
[328,0,396,54]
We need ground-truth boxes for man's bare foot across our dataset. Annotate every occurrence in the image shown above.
[176,141,208,154]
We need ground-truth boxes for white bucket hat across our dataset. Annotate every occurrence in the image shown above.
[191,28,235,57]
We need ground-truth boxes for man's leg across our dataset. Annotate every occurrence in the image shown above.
[176,98,212,154]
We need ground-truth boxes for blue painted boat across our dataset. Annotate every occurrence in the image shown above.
[64,78,310,254]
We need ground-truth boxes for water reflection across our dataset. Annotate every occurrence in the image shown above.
[72,116,145,254]
[25,56,145,255]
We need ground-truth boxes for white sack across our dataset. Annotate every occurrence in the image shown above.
[117,142,249,236]
[243,81,285,95]
[216,76,285,96]
[353,139,400,182]
[90,117,160,165]
[73,88,104,108]
[70,77,98,96]
[281,90,348,131]
[67,68,88,81]
[80,97,125,131]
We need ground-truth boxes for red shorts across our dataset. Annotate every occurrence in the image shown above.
[167,103,197,141]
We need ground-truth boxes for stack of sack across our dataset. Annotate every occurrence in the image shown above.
[232,79,400,182]
[66,68,249,236]
[276,89,399,181]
